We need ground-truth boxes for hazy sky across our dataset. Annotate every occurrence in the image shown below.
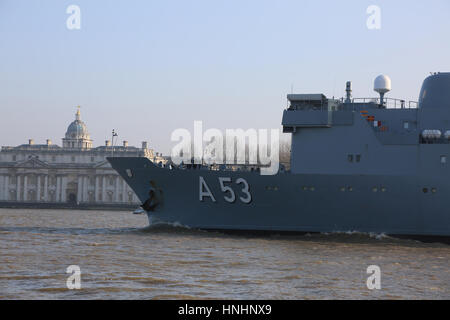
[1,0,449,154]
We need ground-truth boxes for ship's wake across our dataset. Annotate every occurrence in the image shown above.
[134,215,448,245]
[137,217,209,236]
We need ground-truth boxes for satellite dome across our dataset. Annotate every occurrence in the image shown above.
[374,75,392,94]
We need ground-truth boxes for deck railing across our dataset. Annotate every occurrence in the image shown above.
[352,97,418,109]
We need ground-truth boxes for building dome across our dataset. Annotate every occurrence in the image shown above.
[65,108,90,139]
[62,107,93,149]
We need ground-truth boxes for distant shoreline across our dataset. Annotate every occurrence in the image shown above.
[0,201,138,211]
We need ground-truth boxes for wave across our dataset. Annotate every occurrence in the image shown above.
[0,226,141,236]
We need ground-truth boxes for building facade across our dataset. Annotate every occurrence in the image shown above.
[0,109,166,206]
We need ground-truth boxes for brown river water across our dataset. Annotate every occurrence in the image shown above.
[0,208,449,299]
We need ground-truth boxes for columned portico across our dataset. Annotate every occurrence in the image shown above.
[102,175,106,202]
[44,175,48,201]
[77,176,83,203]
[37,175,41,201]
[56,176,61,202]
[17,175,21,201]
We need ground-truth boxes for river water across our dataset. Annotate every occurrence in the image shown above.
[0,208,448,299]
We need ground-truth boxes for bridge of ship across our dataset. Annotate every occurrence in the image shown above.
[280,94,450,145]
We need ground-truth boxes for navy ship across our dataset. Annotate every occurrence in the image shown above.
[108,73,450,238]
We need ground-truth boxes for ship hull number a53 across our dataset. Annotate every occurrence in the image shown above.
[199,176,252,204]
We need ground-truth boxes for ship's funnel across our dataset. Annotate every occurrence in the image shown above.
[419,72,450,109]
[374,75,391,105]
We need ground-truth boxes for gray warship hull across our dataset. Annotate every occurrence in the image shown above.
[107,157,450,237]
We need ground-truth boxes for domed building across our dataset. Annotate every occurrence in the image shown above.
[0,109,168,207]
[62,108,93,149]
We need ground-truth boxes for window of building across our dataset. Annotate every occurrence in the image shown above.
[52,155,56,162]
[12,155,16,161]
[441,155,447,164]
[71,156,75,162]
[356,155,361,162]
[348,155,353,162]
[91,156,95,162]
[403,121,409,129]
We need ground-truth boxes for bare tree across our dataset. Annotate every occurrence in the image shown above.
[279,139,291,171]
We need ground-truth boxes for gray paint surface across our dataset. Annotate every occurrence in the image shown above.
[108,73,450,237]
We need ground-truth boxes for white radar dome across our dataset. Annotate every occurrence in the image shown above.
[374,75,392,94]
